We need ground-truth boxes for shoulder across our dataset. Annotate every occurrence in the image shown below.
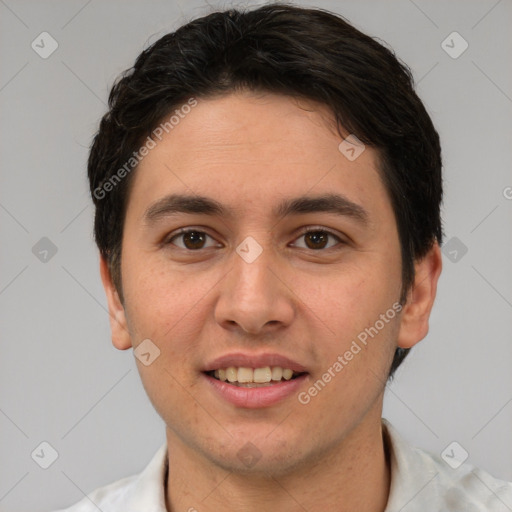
[49,443,168,512]
[383,419,512,512]
[50,474,137,511]
[50,473,140,512]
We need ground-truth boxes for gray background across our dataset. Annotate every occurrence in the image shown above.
[1,0,511,510]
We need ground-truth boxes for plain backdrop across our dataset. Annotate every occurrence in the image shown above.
[1,0,511,511]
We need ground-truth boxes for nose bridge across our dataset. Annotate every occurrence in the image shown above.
[231,236,276,304]
[214,235,294,333]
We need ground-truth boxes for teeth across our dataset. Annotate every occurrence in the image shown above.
[238,367,253,383]
[271,366,283,381]
[253,367,272,383]
[282,368,293,380]
[212,366,300,384]
[226,367,237,383]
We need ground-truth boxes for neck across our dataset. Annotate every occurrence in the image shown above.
[165,414,391,512]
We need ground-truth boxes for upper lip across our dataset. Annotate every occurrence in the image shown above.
[203,352,308,373]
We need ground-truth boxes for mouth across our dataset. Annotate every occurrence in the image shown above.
[204,366,307,387]
[201,353,309,408]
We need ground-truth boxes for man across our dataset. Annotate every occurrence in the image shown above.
[55,3,512,511]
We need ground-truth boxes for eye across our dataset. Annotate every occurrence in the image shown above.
[166,229,221,250]
[291,228,343,250]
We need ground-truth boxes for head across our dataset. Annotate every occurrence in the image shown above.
[90,4,442,475]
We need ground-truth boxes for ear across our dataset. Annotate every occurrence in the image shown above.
[397,242,442,349]
[99,255,132,350]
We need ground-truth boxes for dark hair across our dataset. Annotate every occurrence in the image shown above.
[88,3,442,378]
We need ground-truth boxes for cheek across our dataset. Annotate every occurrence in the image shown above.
[120,253,230,384]
[121,250,201,337]
[301,264,396,337]
[296,260,401,390]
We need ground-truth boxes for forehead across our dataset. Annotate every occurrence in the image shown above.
[126,92,391,222]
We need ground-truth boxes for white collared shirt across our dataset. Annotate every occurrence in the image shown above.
[52,420,512,511]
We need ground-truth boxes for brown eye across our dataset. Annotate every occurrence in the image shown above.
[168,230,218,250]
[293,229,342,250]
[182,231,206,249]
[304,231,329,249]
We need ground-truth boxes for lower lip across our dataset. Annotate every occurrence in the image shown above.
[203,373,308,408]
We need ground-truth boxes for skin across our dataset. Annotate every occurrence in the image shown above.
[101,91,442,512]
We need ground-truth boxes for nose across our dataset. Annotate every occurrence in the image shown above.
[214,241,295,336]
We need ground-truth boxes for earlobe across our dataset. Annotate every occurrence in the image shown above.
[397,242,442,349]
[99,255,132,350]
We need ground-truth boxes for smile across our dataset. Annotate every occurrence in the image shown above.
[202,352,309,407]
[206,366,305,387]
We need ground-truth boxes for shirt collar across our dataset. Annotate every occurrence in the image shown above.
[120,442,169,511]
[382,418,441,512]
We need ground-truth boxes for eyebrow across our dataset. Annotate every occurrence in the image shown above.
[143,193,368,226]
[275,194,368,224]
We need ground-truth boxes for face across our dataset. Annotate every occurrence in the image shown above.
[102,92,437,475]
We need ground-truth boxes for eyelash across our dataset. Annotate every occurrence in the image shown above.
[165,226,344,251]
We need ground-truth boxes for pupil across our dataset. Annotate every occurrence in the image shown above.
[306,231,327,249]
[184,231,205,249]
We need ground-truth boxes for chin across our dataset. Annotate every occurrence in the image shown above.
[198,431,315,477]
